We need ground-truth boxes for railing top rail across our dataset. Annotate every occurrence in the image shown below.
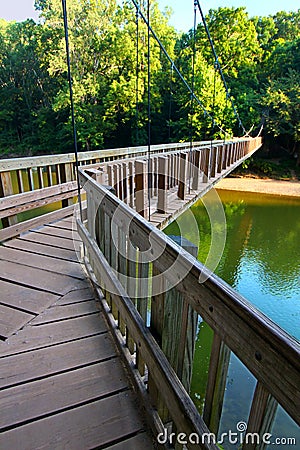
[79,166,299,424]
[0,138,256,172]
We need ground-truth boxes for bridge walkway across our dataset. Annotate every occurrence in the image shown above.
[0,215,154,449]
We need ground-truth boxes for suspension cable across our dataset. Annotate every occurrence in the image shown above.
[61,0,83,221]
[147,0,151,221]
[195,0,247,135]
[168,63,173,142]
[130,0,226,136]
[188,0,197,193]
[135,8,139,145]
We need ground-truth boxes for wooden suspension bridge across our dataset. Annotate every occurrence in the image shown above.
[0,137,299,449]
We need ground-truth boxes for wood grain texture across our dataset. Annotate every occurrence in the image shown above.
[0,391,147,450]
[0,246,84,280]
[0,314,107,356]
[0,334,114,388]
[0,304,34,339]
[0,259,87,295]
[0,359,128,430]
[30,300,99,325]
[4,237,79,262]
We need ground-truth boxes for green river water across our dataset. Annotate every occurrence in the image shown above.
[165,189,300,449]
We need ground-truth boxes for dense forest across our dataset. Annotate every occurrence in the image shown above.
[0,0,299,170]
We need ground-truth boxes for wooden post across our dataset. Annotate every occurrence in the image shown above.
[166,235,198,392]
[202,147,210,182]
[192,150,201,190]
[85,167,104,185]
[177,152,187,200]
[203,333,231,435]
[210,145,217,178]
[157,156,168,213]
[149,266,167,418]
[153,157,158,196]
[128,161,134,208]
[222,144,228,170]
[107,164,113,187]
[61,163,75,207]
[122,162,128,204]
[217,145,223,173]
[0,171,18,227]
[113,164,119,197]
[37,167,44,189]
[243,383,278,450]
[135,159,148,218]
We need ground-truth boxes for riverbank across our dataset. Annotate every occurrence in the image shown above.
[216,177,300,198]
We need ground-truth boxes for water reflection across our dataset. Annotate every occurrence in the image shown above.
[166,189,300,340]
[165,189,300,448]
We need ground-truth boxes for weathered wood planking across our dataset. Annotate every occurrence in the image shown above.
[0,314,107,357]
[30,300,99,325]
[0,204,75,242]
[31,224,81,241]
[4,237,79,262]
[56,287,95,305]
[0,391,148,450]
[0,217,154,449]
[0,181,77,218]
[0,279,59,314]
[0,260,87,295]
[0,334,115,389]
[0,359,128,430]
[105,433,155,450]
[0,304,34,339]
[0,247,84,280]
[20,230,81,251]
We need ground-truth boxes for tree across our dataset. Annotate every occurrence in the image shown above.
[263,68,300,163]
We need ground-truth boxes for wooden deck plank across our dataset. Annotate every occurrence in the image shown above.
[0,334,115,389]
[0,260,88,296]
[30,300,99,325]
[0,304,34,339]
[4,238,79,262]
[0,314,107,356]
[0,359,128,430]
[0,391,147,450]
[31,225,81,242]
[106,432,155,449]
[20,231,80,251]
[0,280,59,315]
[56,287,95,305]
[0,214,154,448]
[47,220,77,231]
[0,247,84,280]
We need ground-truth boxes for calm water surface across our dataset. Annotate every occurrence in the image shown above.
[165,189,300,449]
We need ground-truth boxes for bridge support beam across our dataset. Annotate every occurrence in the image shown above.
[192,149,202,190]
[177,153,187,200]
[135,160,148,218]
[157,156,168,213]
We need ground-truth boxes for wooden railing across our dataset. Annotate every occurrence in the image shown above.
[78,166,299,449]
[0,137,262,241]
[0,140,208,236]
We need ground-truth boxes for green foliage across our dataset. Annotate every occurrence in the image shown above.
[0,3,299,162]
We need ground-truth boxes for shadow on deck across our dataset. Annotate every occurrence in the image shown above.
[0,215,155,449]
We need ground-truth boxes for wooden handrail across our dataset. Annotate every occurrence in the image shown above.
[0,137,262,237]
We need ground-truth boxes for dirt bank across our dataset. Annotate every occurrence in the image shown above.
[216,177,300,198]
